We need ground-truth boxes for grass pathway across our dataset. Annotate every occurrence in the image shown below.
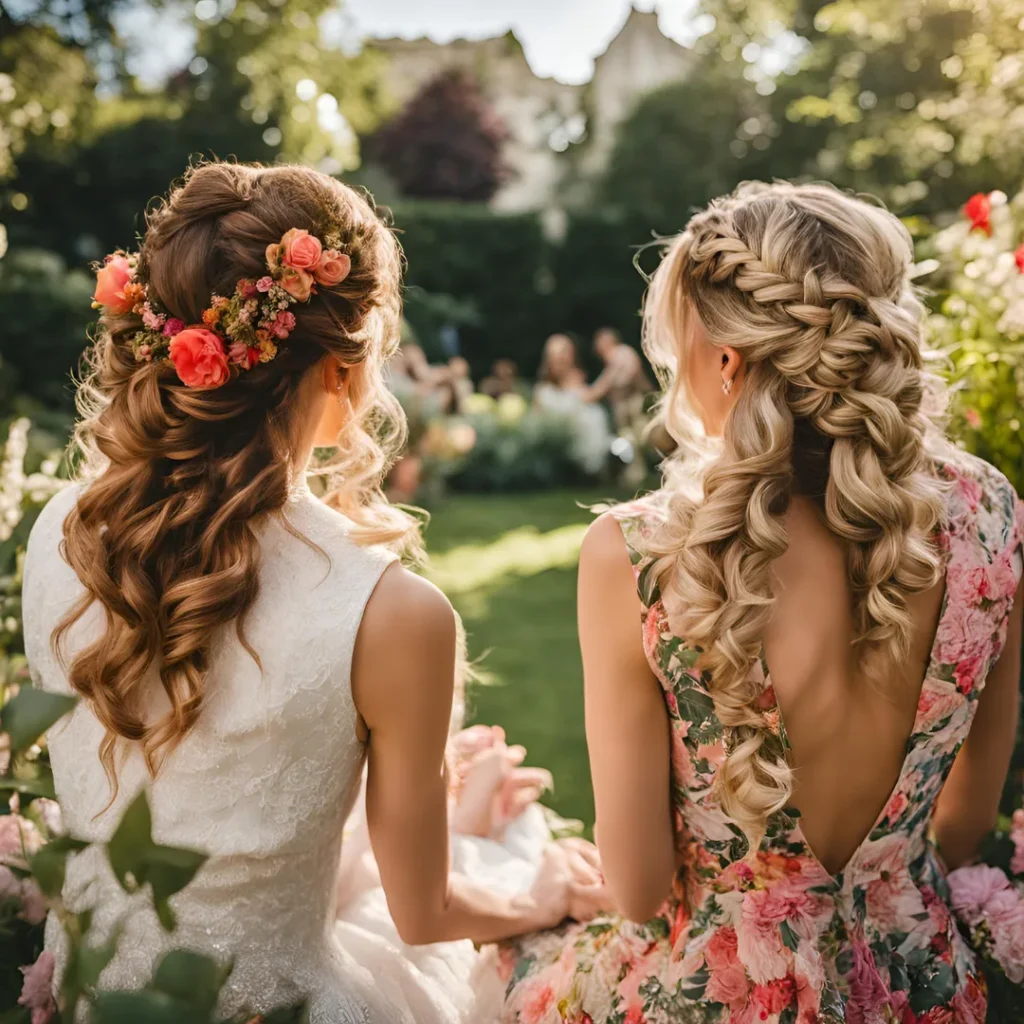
[424,490,617,828]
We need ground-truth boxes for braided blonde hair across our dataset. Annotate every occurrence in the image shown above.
[642,182,949,852]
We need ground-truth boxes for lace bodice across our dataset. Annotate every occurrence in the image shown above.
[23,482,401,1022]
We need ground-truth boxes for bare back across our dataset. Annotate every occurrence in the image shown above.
[765,496,947,875]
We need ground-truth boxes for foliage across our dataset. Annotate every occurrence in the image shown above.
[0,250,94,409]
[922,189,1024,495]
[392,201,552,377]
[695,0,1024,215]
[369,70,509,203]
[425,395,584,493]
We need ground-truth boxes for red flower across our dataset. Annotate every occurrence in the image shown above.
[1015,242,1024,274]
[963,193,992,236]
[169,328,231,389]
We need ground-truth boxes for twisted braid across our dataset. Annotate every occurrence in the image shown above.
[642,182,947,851]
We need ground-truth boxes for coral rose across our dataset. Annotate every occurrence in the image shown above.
[314,250,351,286]
[280,227,322,270]
[169,328,231,389]
[93,255,136,314]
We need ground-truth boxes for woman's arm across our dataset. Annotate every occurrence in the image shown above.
[579,513,676,921]
[933,574,1023,869]
[352,564,571,946]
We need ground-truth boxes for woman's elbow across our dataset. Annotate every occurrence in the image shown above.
[607,866,675,924]
[392,912,443,947]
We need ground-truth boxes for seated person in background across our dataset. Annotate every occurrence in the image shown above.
[446,356,475,414]
[480,358,523,398]
[585,326,653,431]
[534,333,586,396]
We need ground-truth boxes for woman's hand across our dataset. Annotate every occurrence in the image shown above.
[449,728,552,839]
[559,837,614,922]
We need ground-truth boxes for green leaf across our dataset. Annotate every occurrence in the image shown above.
[106,790,153,892]
[0,769,56,801]
[1,688,77,757]
[28,835,88,898]
[152,950,229,1012]
[779,919,800,952]
[104,790,206,930]
[71,932,119,990]
[147,845,207,932]
[91,990,210,1024]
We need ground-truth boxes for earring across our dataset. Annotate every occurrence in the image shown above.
[721,377,733,396]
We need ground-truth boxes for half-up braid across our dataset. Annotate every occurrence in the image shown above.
[56,162,419,795]
[642,182,948,851]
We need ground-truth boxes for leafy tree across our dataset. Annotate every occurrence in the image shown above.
[370,69,509,203]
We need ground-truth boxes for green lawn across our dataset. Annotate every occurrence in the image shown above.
[423,489,617,829]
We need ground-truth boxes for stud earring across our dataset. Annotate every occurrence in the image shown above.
[721,377,733,396]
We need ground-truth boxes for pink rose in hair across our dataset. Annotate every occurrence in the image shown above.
[169,328,231,389]
[239,279,258,299]
[257,276,273,292]
[271,310,296,339]
[279,266,314,302]
[18,950,56,1024]
[93,255,135,314]
[280,227,322,270]
[163,317,185,337]
[314,250,351,287]
[228,341,260,370]
[141,304,164,331]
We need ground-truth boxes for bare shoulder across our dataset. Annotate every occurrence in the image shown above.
[359,563,456,658]
[580,512,635,588]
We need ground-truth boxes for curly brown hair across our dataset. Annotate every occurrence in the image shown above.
[55,162,419,795]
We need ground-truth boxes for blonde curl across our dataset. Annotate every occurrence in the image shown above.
[641,182,949,852]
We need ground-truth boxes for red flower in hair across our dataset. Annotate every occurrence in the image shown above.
[963,193,992,236]
[1015,242,1024,274]
[169,328,231,389]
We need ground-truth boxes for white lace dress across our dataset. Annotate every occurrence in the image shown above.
[22,482,481,1023]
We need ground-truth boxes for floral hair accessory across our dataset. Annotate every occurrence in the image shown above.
[92,227,351,390]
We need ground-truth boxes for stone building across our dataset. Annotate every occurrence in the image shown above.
[370,6,693,213]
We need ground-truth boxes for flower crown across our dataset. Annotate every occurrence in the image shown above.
[92,228,351,389]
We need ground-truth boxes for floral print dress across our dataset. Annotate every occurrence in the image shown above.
[497,453,1024,1024]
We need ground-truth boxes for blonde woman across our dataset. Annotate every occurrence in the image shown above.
[496,183,1024,1023]
[21,162,601,1023]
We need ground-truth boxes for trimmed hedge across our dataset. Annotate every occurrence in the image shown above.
[391,202,554,378]
[391,201,651,378]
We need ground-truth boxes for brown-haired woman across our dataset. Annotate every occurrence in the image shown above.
[22,163,600,1022]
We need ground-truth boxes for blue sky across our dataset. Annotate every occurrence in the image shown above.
[119,0,706,87]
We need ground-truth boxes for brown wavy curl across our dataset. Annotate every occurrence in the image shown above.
[55,162,419,796]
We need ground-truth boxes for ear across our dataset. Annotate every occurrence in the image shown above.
[720,346,744,389]
[320,356,350,396]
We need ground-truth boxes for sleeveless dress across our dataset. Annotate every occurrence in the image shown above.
[496,452,1024,1024]
[21,482,472,1024]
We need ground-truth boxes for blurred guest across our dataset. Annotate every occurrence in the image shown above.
[446,356,475,414]
[480,358,524,398]
[585,326,653,431]
[534,333,611,475]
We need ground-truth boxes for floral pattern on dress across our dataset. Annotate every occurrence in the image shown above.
[498,452,1024,1024]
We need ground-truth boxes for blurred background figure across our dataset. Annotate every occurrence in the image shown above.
[480,358,525,398]
[585,327,653,433]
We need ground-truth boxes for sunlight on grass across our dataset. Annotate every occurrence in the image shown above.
[426,523,588,596]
